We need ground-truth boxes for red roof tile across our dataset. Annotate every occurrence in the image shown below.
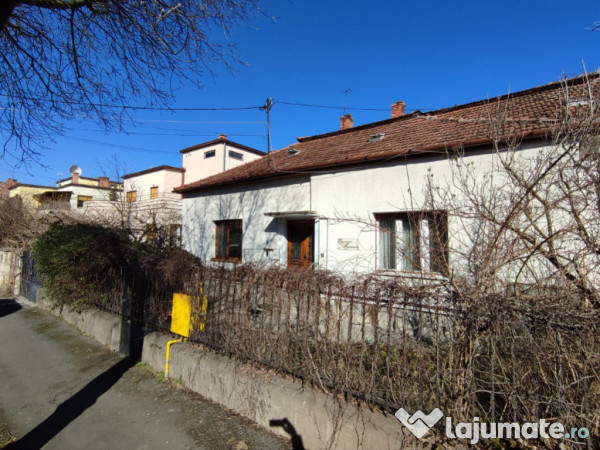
[175,74,599,193]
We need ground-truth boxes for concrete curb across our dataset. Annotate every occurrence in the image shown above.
[31,288,412,449]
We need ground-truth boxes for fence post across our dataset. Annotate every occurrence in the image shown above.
[119,272,132,357]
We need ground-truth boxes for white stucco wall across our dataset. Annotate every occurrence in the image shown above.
[182,142,552,276]
[182,142,264,185]
[57,184,114,210]
[164,170,184,194]
[124,169,182,201]
[182,177,311,266]
[183,143,223,185]
[57,177,98,188]
[311,143,547,275]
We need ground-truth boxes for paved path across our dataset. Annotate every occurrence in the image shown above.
[0,298,289,450]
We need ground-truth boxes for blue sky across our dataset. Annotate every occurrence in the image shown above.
[2,0,599,185]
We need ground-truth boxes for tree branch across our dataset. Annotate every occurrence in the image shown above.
[17,0,95,11]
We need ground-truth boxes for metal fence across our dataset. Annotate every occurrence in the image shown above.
[142,265,600,443]
[19,250,40,303]
[169,267,458,413]
[32,255,600,443]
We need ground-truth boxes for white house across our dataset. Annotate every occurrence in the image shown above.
[88,136,266,241]
[28,172,122,213]
[119,165,185,239]
[175,74,600,285]
[180,134,265,184]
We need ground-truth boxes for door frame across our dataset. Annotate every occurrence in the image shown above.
[286,219,315,269]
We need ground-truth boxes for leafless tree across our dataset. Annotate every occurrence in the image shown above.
[418,74,600,308]
[0,196,43,247]
[0,0,261,161]
[76,157,183,247]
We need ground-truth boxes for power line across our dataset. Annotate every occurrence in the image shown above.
[138,120,265,125]
[0,95,264,112]
[74,128,265,138]
[274,99,389,112]
[3,94,430,114]
[274,99,429,112]
[62,136,175,154]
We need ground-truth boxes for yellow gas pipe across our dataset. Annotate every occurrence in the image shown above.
[164,338,184,378]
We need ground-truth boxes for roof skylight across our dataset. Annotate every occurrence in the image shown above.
[368,133,385,143]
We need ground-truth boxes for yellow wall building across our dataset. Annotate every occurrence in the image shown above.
[8,184,57,212]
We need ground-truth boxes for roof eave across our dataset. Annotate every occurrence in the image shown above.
[174,130,552,194]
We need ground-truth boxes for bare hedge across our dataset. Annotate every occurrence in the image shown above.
[32,224,600,447]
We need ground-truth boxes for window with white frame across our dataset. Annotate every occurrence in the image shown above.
[376,211,448,274]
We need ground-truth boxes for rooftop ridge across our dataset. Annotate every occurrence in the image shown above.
[179,138,265,156]
[296,72,600,143]
[175,72,599,194]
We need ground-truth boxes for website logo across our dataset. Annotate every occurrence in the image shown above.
[395,408,444,438]
[395,407,591,444]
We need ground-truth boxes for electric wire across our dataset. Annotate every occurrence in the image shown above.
[62,136,175,154]
[0,95,264,111]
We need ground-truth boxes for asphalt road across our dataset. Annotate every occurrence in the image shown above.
[0,298,290,450]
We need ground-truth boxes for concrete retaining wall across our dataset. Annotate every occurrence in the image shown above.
[0,248,21,298]
[142,333,409,449]
[36,289,122,352]
[32,288,413,449]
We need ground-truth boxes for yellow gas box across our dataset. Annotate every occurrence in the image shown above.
[171,292,208,337]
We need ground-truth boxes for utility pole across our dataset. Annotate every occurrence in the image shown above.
[263,98,273,154]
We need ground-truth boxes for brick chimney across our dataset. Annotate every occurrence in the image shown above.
[0,178,17,200]
[72,172,80,184]
[98,176,109,188]
[391,101,406,118]
[340,114,353,130]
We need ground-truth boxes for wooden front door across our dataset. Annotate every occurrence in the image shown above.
[287,220,314,268]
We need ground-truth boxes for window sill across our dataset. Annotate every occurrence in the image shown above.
[211,257,242,264]
[374,270,448,280]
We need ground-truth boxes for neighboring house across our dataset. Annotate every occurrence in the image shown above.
[175,74,597,279]
[180,134,265,184]
[119,165,185,241]
[8,183,60,213]
[9,173,122,215]
[103,135,265,242]
[53,173,122,211]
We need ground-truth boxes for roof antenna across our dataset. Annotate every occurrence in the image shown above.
[341,89,352,115]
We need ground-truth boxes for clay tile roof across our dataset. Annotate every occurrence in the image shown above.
[174,73,600,194]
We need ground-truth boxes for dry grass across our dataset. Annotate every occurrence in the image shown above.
[0,423,16,448]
